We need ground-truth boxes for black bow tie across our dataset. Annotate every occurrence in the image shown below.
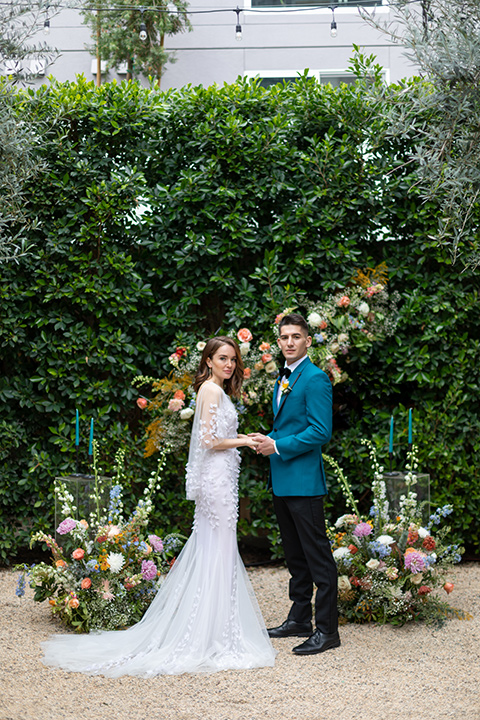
[279,367,292,380]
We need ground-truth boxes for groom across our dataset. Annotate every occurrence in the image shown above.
[250,313,339,655]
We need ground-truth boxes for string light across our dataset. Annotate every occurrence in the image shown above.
[235,6,242,41]
[330,7,337,38]
[139,9,148,41]
[43,4,50,35]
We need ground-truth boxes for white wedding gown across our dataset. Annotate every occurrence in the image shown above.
[41,382,276,676]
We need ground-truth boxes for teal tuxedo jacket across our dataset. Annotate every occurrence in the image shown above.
[268,357,332,497]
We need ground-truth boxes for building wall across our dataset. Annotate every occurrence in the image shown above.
[25,2,418,89]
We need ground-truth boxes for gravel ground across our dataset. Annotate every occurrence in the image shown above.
[1,562,479,720]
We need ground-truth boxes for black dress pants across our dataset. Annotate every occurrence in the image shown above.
[273,494,338,634]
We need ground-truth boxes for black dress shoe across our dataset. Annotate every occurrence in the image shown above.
[292,629,341,655]
[267,619,313,638]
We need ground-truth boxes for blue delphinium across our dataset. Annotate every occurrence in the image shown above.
[368,540,392,559]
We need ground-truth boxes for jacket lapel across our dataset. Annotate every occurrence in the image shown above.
[273,357,310,418]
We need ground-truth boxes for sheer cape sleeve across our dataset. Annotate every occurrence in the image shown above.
[185,382,227,502]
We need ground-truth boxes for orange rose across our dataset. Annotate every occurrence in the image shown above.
[261,353,273,363]
[173,390,186,401]
[404,547,417,555]
[69,597,80,609]
[237,328,253,343]
[81,577,92,590]
[136,397,148,409]
[443,582,454,594]
[259,342,271,351]
[55,559,66,568]
[243,367,251,379]
[72,548,84,560]
[347,544,358,555]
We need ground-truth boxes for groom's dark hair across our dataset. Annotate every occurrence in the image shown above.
[278,313,309,335]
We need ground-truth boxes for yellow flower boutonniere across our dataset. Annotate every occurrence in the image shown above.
[280,379,291,396]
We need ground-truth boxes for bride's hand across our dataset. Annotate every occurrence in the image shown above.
[238,434,258,450]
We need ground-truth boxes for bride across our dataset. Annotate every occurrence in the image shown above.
[42,336,276,676]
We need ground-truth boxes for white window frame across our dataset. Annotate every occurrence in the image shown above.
[243,0,390,16]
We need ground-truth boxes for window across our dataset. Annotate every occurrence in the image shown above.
[250,0,386,8]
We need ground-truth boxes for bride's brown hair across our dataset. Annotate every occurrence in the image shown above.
[194,336,244,398]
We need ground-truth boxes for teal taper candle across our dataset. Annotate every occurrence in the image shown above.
[88,418,94,456]
[75,409,79,447]
[389,415,394,453]
[408,408,412,444]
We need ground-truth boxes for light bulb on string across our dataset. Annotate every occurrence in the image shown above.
[139,9,148,41]
[235,6,242,41]
[330,7,337,38]
[43,18,50,35]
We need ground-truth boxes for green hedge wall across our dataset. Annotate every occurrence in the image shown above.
[1,71,479,563]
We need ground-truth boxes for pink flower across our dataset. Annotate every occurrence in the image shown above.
[101,579,114,600]
[404,551,426,574]
[136,397,148,409]
[57,518,77,535]
[261,353,273,363]
[81,577,92,590]
[274,314,284,325]
[72,548,85,560]
[168,398,185,412]
[148,534,164,553]
[337,295,350,308]
[259,342,271,351]
[418,585,432,596]
[237,328,253,342]
[352,522,373,538]
[141,560,158,580]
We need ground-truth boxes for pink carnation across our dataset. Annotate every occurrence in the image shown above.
[168,398,184,412]
[57,518,77,535]
[141,560,158,580]
[404,551,426,574]
[352,522,373,538]
[148,534,164,553]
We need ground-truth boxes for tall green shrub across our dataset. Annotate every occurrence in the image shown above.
[1,72,479,563]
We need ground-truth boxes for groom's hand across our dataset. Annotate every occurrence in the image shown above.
[248,433,276,456]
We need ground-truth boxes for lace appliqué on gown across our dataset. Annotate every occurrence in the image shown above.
[41,383,276,677]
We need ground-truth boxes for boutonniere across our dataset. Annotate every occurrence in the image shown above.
[280,379,292,396]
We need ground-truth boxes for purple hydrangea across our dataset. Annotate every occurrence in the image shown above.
[148,534,164,553]
[56,518,77,535]
[352,522,373,538]
[404,551,426,574]
[141,560,158,580]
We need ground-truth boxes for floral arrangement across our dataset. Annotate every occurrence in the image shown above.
[16,443,185,633]
[134,265,398,458]
[324,441,465,625]
[303,262,398,384]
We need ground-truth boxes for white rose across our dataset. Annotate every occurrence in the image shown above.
[358,301,370,316]
[333,546,351,560]
[410,573,423,585]
[418,527,430,539]
[330,342,340,354]
[180,407,194,420]
[366,558,380,570]
[264,361,277,374]
[338,575,352,592]
[196,341,206,351]
[307,311,323,328]
[338,333,349,344]
[376,535,394,545]
[239,342,250,357]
